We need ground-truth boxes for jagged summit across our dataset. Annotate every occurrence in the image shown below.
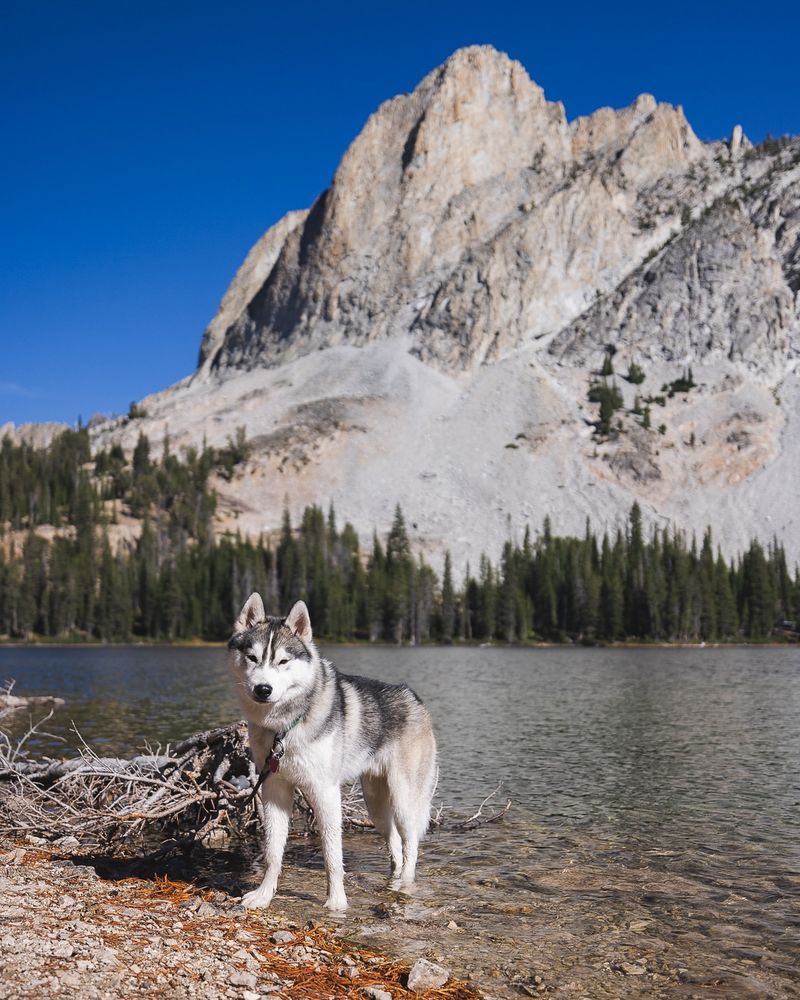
[196,45,718,377]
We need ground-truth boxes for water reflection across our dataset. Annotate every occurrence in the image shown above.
[2,644,800,997]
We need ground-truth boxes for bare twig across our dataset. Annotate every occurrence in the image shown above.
[451,782,512,830]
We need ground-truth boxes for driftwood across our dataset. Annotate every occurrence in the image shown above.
[0,719,355,849]
[0,690,510,851]
[0,679,65,718]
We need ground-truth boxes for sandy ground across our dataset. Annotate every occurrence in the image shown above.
[0,845,475,1000]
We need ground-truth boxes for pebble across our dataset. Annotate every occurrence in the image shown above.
[271,930,295,944]
[363,988,392,1000]
[406,958,450,992]
[620,961,647,976]
[52,941,74,958]
[228,970,258,989]
[58,971,82,988]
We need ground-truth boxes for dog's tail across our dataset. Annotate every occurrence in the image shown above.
[420,742,440,838]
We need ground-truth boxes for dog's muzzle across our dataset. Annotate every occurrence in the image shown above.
[252,684,273,703]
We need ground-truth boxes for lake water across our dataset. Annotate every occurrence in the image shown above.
[2,645,799,998]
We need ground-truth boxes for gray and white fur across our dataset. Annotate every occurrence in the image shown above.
[228,593,438,911]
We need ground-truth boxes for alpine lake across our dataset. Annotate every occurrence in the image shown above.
[2,644,799,999]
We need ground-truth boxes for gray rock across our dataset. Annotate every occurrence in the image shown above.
[228,970,258,989]
[619,961,647,976]
[406,958,450,992]
[364,988,392,1000]
[270,930,295,944]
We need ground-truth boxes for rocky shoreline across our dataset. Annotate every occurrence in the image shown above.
[0,845,474,1000]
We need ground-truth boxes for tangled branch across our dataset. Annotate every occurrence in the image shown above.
[0,716,376,849]
[0,689,510,851]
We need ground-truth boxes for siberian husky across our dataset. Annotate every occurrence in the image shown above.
[228,593,438,911]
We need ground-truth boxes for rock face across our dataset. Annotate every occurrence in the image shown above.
[197,46,713,375]
[197,209,309,377]
[90,46,800,568]
[549,198,796,370]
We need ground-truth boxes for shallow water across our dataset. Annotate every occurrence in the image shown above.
[2,645,799,997]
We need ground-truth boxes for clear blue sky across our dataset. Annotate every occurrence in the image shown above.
[2,0,798,426]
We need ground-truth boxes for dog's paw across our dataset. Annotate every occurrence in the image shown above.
[241,888,274,910]
[323,892,348,912]
[388,875,415,894]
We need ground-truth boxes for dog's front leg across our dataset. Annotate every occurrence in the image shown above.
[242,775,294,910]
[305,784,348,911]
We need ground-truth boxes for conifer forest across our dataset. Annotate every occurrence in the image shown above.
[0,428,797,644]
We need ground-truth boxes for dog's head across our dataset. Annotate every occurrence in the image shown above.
[228,594,316,709]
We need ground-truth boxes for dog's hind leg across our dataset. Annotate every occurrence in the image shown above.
[303,784,348,911]
[387,738,437,888]
[395,818,419,888]
[242,776,293,909]
[362,774,403,880]
[382,774,420,888]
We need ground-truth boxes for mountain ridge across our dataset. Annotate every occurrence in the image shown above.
[9,45,800,570]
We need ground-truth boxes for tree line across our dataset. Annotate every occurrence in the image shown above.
[0,429,797,643]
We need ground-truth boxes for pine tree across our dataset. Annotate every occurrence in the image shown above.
[625,502,649,636]
[740,541,775,638]
[366,533,386,642]
[478,555,497,640]
[441,551,455,642]
[714,550,738,639]
[386,505,413,643]
[499,541,518,642]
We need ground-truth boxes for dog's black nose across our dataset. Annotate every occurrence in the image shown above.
[253,684,273,703]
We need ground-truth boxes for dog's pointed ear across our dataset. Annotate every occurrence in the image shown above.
[286,600,312,643]
[235,592,265,633]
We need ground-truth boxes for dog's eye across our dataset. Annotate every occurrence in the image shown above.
[246,653,259,664]
[276,656,290,666]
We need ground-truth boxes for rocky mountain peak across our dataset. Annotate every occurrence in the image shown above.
[199,45,727,377]
[104,49,800,572]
